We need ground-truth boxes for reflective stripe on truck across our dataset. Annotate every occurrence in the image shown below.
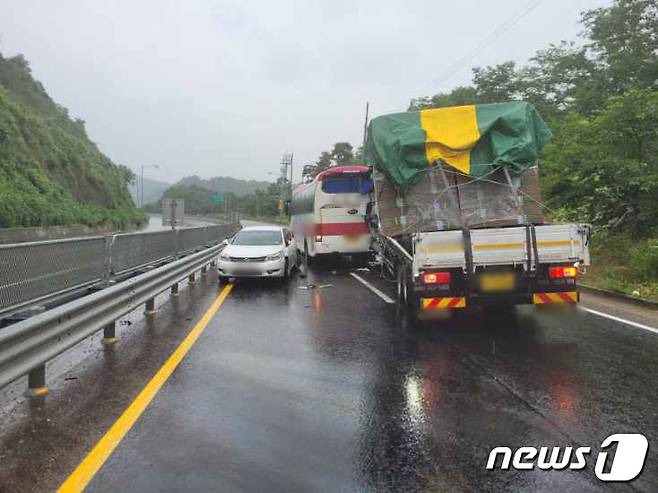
[533,291,578,304]
[421,297,467,309]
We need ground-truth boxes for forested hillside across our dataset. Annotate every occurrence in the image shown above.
[177,175,269,196]
[409,0,657,298]
[0,54,146,228]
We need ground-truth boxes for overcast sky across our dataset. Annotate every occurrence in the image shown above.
[0,0,609,184]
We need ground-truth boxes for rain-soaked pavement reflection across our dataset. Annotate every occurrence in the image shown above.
[1,260,656,492]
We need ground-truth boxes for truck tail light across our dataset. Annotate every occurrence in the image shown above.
[548,266,578,279]
[315,235,322,242]
[423,271,451,284]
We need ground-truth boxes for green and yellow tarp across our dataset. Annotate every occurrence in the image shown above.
[365,101,552,191]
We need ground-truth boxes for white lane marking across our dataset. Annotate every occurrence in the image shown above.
[581,307,658,335]
[350,272,395,304]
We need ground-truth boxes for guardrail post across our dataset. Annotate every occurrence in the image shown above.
[171,283,179,296]
[188,272,196,284]
[201,265,207,275]
[145,298,156,315]
[26,365,48,397]
[102,322,117,345]
[103,235,113,284]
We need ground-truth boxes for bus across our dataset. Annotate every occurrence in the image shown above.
[290,165,373,259]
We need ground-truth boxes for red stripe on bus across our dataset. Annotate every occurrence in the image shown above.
[317,222,370,236]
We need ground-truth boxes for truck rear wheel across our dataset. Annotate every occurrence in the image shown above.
[397,264,420,323]
[405,277,421,323]
[396,265,407,304]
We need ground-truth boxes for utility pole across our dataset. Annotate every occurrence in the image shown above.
[362,102,370,151]
[140,164,159,207]
[279,153,293,217]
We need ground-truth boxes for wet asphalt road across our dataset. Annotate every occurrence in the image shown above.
[0,259,657,492]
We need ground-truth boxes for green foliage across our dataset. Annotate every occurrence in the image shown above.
[405,0,658,297]
[409,86,477,110]
[542,89,658,235]
[175,175,270,196]
[410,0,657,237]
[0,53,147,228]
[302,143,357,180]
[154,178,288,219]
[582,0,658,93]
[331,142,354,166]
[586,232,658,300]
[156,184,221,215]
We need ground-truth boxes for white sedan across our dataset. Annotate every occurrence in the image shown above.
[217,226,297,282]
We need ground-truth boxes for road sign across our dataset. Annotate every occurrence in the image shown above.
[162,198,184,227]
[212,194,223,205]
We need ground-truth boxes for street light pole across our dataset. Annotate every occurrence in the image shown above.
[140,165,159,208]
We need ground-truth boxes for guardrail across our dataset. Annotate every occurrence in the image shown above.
[0,243,228,395]
[0,224,240,316]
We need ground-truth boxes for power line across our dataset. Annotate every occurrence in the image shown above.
[420,0,542,94]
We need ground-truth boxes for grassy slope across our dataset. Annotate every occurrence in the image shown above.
[585,235,658,302]
[0,54,146,228]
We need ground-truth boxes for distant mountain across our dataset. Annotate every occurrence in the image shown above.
[176,175,270,196]
[129,176,170,206]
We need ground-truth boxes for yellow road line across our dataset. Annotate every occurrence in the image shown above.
[57,283,233,493]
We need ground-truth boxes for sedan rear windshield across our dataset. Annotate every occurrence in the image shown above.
[232,231,283,246]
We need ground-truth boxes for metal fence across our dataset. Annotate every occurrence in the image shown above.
[0,223,240,315]
[178,227,208,254]
[0,237,106,312]
[111,230,176,275]
[0,243,224,391]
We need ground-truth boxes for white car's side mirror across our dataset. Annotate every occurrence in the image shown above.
[221,239,229,246]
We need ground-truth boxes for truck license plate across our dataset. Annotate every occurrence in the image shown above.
[480,272,515,292]
[344,235,361,243]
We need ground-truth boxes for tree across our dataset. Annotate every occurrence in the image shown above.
[117,164,136,186]
[582,0,658,93]
[472,61,522,103]
[404,0,658,239]
[541,89,658,234]
[315,151,332,175]
[409,86,477,110]
[302,164,317,181]
[353,145,365,165]
[331,142,354,166]
[519,42,605,118]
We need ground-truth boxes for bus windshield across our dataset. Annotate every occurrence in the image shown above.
[321,174,373,194]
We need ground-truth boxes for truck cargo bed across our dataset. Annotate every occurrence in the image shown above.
[413,223,590,271]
